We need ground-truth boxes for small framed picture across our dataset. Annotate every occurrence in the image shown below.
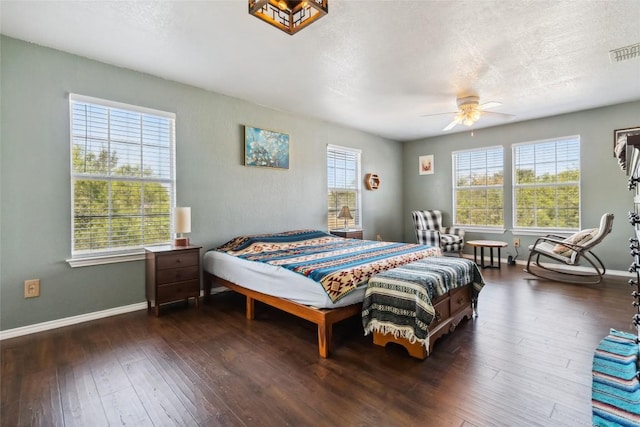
[614,127,640,157]
[419,155,434,175]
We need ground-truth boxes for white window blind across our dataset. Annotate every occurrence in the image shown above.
[513,136,580,231]
[69,94,176,258]
[327,145,362,230]
[452,146,504,228]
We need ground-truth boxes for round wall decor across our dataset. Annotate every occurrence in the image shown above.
[365,173,380,190]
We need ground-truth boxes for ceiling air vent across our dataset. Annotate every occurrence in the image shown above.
[609,42,640,63]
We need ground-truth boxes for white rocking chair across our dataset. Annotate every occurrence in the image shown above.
[524,213,614,284]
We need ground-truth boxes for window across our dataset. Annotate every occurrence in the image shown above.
[69,94,176,265]
[327,145,361,230]
[452,146,504,229]
[513,136,580,231]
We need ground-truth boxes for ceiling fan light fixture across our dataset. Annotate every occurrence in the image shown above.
[249,0,328,35]
[456,96,482,126]
[437,95,511,132]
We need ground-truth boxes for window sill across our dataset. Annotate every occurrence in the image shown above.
[66,250,145,268]
[512,228,578,237]
[456,226,506,234]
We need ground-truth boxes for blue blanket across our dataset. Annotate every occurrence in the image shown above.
[215,230,441,302]
[592,329,640,426]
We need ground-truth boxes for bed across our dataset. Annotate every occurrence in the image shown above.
[203,229,456,357]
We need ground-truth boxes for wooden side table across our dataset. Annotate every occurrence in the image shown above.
[145,244,202,316]
[467,240,508,269]
[330,229,363,239]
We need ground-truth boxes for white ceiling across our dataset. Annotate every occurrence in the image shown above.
[1,0,639,141]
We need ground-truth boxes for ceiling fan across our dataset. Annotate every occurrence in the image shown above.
[423,95,515,131]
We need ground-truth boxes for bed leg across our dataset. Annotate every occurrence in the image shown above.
[203,274,212,302]
[317,323,332,358]
[246,296,255,320]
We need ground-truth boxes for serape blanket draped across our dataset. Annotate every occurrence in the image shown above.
[592,329,640,427]
[215,230,441,303]
[362,257,485,349]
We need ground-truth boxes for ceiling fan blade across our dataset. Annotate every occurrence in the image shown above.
[479,101,502,110]
[443,120,458,131]
[421,111,457,118]
[481,111,515,119]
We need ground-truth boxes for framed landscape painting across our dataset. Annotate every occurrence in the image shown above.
[244,125,290,169]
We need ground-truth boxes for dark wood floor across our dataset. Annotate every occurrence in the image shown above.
[1,266,636,426]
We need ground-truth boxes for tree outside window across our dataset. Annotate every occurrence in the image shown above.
[70,95,175,257]
[453,146,504,228]
[513,136,580,230]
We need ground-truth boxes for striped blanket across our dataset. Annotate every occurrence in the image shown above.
[362,257,485,348]
[215,230,440,303]
[592,329,640,426]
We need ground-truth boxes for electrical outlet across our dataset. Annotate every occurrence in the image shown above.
[24,279,40,298]
[513,238,520,247]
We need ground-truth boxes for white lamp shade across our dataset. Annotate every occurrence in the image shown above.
[174,207,191,234]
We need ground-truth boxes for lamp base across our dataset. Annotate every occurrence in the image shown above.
[174,237,190,247]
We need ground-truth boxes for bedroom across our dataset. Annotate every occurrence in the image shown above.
[1,1,640,425]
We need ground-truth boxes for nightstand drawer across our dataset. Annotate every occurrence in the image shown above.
[157,251,199,270]
[156,265,200,285]
[157,280,200,302]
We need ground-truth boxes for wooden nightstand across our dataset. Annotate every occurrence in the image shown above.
[145,244,202,316]
[330,229,363,239]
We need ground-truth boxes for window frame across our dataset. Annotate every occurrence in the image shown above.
[511,135,581,235]
[67,93,177,267]
[327,144,362,231]
[452,145,505,233]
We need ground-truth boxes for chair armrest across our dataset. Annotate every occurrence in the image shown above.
[416,229,441,246]
[443,227,465,238]
[530,235,586,254]
[533,235,566,246]
[544,233,569,240]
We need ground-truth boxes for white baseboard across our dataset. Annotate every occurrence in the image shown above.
[1,288,230,341]
[0,302,147,341]
[462,253,633,278]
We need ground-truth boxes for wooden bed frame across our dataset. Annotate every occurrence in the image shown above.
[203,272,361,358]
[204,272,475,359]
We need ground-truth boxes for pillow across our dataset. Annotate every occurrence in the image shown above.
[553,228,598,256]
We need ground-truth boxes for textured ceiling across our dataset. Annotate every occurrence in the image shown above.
[1,0,639,141]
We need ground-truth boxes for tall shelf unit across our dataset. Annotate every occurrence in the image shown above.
[591,134,640,426]
[625,134,640,340]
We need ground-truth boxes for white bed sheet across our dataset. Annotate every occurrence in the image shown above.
[203,250,366,309]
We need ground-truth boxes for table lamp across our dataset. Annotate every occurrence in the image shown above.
[337,205,353,230]
[174,207,191,246]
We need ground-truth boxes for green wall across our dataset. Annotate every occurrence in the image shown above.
[2,34,637,332]
[403,101,640,271]
[0,36,403,331]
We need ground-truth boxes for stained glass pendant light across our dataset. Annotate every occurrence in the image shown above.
[249,0,328,35]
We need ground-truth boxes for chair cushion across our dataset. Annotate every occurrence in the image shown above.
[416,229,440,246]
[530,241,575,263]
[553,228,598,256]
[441,234,463,245]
